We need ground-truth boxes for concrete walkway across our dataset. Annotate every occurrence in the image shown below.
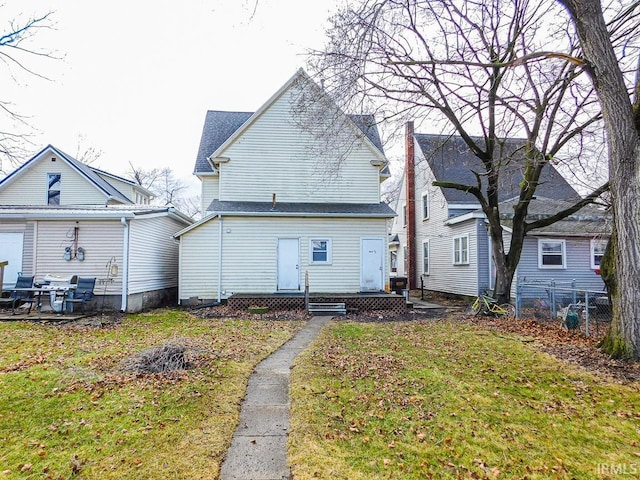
[219,316,333,480]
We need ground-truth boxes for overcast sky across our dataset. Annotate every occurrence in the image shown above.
[2,0,344,195]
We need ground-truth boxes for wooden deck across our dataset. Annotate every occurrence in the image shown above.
[227,292,408,314]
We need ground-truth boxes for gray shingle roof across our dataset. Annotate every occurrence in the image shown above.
[193,111,253,174]
[498,197,611,236]
[206,199,396,217]
[193,111,386,174]
[415,134,580,204]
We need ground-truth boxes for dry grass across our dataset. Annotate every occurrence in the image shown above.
[0,309,304,479]
[289,319,640,479]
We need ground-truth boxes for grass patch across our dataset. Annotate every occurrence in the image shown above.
[0,309,303,479]
[289,319,640,479]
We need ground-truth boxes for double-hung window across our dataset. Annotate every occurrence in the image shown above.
[590,239,607,270]
[422,240,430,275]
[538,239,566,268]
[310,239,332,264]
[48,173,61,205]
[453,235,469,265]
[422,191,429,220]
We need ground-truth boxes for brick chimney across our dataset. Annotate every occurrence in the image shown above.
[405,121,417,290]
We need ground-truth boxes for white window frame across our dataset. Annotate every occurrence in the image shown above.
[390,251,398,272]
[590,239,607,270]
[403,245,408,274]
[538,239,566,269]
[402,204,407,227]
[422,191,429,220]
[422,239,430,275]
[309,238,332,265]
[453,234,469,265]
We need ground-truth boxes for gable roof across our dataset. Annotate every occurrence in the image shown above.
[415,134,580,205]
[0,145,134,204]
[499,196,611,236]
[193,68,387,174]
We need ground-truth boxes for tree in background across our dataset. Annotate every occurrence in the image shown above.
[127,163,201,218]
[558,0,640,359]
[311,0,608,304]
[0,9,55,173]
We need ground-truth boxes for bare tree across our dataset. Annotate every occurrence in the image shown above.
[557,0,640,359]
[0,9,55,173]
[310,0,609,304]
[127,163,200,218]
[74,134,103,166]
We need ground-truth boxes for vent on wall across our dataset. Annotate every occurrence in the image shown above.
[51,157,57,162]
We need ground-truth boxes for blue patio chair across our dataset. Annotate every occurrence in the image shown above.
[65,277,96,313]
[10,275,36,315]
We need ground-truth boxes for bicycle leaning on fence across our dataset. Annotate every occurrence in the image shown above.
[466,291,516,318]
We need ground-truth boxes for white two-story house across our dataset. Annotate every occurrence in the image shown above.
[174,69,395,304]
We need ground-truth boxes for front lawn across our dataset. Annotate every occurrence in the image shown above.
[0,310,303,479]
[289,320,640,479]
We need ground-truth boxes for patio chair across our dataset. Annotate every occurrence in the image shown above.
[9,275,36,315]
[65,277,96,313]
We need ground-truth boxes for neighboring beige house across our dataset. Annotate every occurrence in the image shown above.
[0,145,192,311]
[174,68,395,303]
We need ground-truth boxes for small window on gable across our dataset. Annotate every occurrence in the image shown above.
[453,235,469,265]
[538,239,566,269]
[422,191,429,220]
[422,240,430,275]
[402,204,407,227]
[48,173,61,205]
[310,239,332,264]
[591,239,607,269]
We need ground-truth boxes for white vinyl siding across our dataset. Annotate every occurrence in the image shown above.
[33,221,124,295]
[128,216,184,294]
[0,154,107,205]
[217,85,381,205]
[409,143,480,296]
[200,176,220,212]
[178,216,388,301]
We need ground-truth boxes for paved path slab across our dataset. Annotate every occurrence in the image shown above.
[219,316,332,480]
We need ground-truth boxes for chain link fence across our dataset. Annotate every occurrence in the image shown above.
[515,277,610,336]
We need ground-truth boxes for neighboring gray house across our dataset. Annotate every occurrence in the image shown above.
[390,123,609,298]
[174,68,395,304]
[0,145,193,312]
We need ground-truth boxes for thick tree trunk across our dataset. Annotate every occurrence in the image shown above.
[559,0,640,359]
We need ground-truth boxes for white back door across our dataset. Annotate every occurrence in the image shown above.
[277,238,299,290]
[361,237,384,292]
[0,232,24,290]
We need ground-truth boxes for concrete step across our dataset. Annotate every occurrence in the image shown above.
[307,302,346,316]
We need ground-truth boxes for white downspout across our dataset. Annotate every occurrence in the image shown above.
[120,217,130,312]
[218,214,223,303]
